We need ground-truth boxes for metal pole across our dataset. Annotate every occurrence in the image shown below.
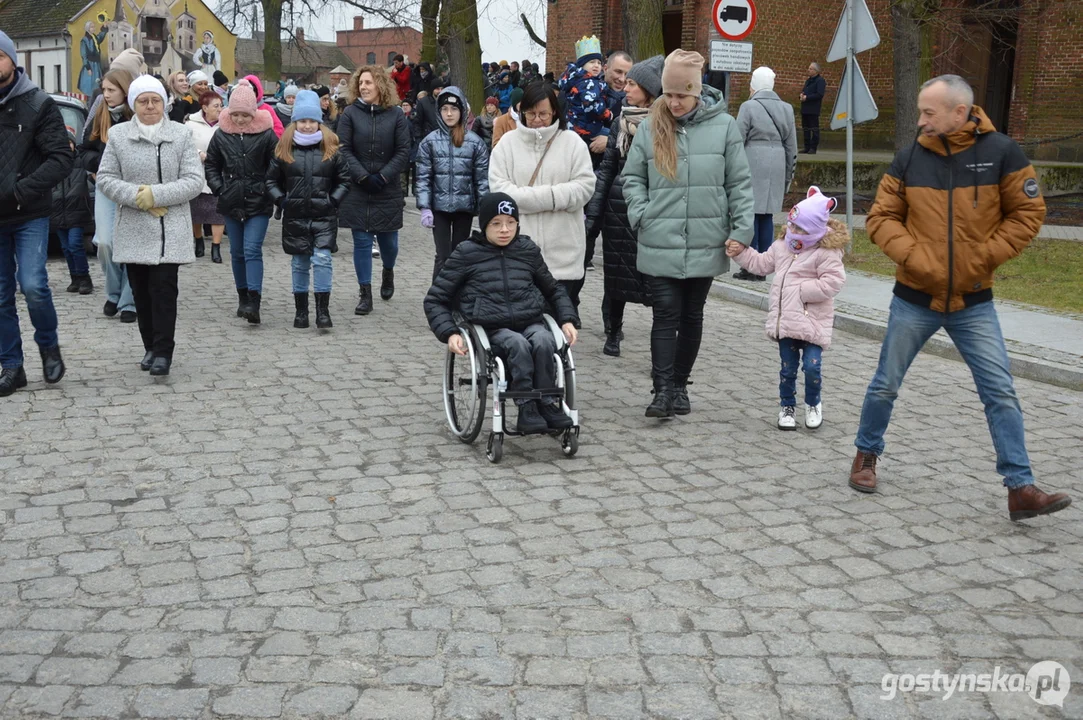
[846,0,854,241]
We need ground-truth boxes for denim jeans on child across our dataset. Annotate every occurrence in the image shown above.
[291,249,333,294]
[352,230,398,285]
[489,323,558,406]
[778,338,822,407]
[0,217,59,369]
[224,215,271,293]
[752,213,775,254]
[855,295,1035,488]
[94,191,135,312]
[57,227,90,276]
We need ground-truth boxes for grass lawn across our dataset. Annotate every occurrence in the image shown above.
[844,230,1083,314]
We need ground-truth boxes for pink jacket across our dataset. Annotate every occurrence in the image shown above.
[734,220,847,349]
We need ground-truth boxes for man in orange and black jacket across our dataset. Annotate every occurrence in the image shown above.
[848,74,1071,522]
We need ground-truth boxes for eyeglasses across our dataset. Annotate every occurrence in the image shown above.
[524,111,553,121]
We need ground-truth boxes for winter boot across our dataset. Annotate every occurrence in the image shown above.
[76,274,94,295]
[355,284,373,315]
[672,383,691,416]
[381,268,395,300]
[211,243,222,263]
[245,291,261,324]
[236,288,248,318]
[195,236,205,258]
[315,292,333,329]
[516,401,549,434]
[645,384,674,419]
[66,273,80,293]
[603,332,621,357]
[293,293,310,329]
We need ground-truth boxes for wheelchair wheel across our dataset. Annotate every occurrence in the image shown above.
[443,331,486,444]
[486,433,503,463]
[561,429,578,457]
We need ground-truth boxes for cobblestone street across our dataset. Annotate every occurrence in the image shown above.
[1,220,1081,719]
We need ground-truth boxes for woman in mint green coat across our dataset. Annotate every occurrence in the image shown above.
[622,49,755,419]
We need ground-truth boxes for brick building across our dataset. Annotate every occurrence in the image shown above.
[236,28,354,87]
[546,0,1083,160]
[336,15,422,68]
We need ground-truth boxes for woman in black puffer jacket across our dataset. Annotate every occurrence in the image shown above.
[337,65,412,316]
[584,55,662,358]
[416,86,489,281]
[267,90,351,331]
[204,80,278,324]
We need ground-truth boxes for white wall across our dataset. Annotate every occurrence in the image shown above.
[13,35,70,94]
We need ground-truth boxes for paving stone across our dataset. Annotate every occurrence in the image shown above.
[285,686,359,716]
[132,688,209,718]
[351,689,434,719]
[212,686,287,717]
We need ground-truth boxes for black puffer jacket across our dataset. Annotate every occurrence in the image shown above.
[204,112,278,221]
[50,151,93,230]
[337,101,412,233]
[416,88,489,214]
[266,144,351,255]
[0,70,74,226]
[424,232,580,342]
[585,119,652,306]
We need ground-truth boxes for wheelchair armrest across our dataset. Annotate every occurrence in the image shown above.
[542,314,566,351]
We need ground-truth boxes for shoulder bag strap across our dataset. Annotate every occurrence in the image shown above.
[528,133,559,187]
[754,98,789,144]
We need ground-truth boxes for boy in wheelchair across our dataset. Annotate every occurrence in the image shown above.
[424,193,580,434]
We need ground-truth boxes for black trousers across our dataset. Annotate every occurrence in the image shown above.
[558,278,584,309]
[489,323,558,404]
[432,211,474,281]
[126,263,180,359]
[802,113,821,153]
[648,275,714,389]
[601,291,625,334]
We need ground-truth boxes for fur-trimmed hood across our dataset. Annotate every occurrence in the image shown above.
[820,218,850,250]
[218,108,274,135]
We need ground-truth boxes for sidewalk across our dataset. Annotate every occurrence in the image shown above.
[771,213,1083,242]
[713,268,1083,391]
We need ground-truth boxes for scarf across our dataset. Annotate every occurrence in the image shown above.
[108,104,126,123]
[135,116,165,143]
[294,130,323,146]
[618,106,649,157]
[277,102,293,118]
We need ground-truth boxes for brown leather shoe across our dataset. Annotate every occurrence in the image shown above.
[849,451,878,493]
[1008,485,1072,522]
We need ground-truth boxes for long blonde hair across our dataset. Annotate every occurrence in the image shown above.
[649,98,679,181]
[90,70,133,143]
[345,65,397,108]
[274,122,341,163]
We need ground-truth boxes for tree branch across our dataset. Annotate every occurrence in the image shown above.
[520,12,546,48]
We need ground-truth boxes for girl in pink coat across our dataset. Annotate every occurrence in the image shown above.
[726,186,847,431]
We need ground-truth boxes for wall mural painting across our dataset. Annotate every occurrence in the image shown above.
[69,0,236,96]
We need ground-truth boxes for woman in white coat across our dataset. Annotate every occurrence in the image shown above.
[97,75,204,377]
[488,83,595,307]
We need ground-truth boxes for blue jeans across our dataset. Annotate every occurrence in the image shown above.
[752,213,775,254]
[94,191,135,312]
[0,217,59,368]
[352,230,398,285]
[855,295,1034,488]
[224,216,271,293]
[57,227,90,276]
[779,338,822,407]
[291,249,333,293]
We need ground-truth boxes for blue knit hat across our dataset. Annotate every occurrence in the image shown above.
[291,89,322,124]
[0,30,17,65]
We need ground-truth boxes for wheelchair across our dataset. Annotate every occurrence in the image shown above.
[442,314,579,463]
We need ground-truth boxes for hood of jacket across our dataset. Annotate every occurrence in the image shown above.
[818,218,849,250]
[435,86,470,132]
[218,108,274,135]
[243,75,266,105]
[0,69,38,107]
[683,85,727,126]
[187,110,214,128]
[918,105,996,156]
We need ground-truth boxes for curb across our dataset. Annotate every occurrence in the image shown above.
[710,280,1083,392]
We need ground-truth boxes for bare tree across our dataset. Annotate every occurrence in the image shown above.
[623,0,664,60]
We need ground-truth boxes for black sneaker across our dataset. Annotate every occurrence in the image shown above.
[103,300,118,317]
[516,401,549,434]
[538,401,574,429]
[0,366,27,397]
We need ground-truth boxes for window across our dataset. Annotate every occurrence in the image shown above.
[388,51,396,65]
[55,65,61,92]
[366,52,376,65]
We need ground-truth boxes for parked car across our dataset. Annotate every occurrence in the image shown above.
[47,95,96,257]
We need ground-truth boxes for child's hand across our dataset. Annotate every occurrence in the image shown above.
[725,239,746,257]
[561,323,578,346]
[448,334,467,355]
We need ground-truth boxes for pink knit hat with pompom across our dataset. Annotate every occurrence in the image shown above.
[228,80,258,116]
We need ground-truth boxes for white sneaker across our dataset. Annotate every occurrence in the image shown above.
[371,246,380,258]
[805,402,822,429]
[777,406,797,430]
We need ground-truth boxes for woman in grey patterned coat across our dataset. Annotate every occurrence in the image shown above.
[97,75,204,377]
[735,66,797,280]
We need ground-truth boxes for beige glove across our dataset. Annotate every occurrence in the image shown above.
[135,185,155,211]
[148,207,168,218]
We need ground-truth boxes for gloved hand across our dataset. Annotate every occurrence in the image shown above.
[420,209,434,228]
[135,185,155,211]
[360,173,387,193]
[148,207,168,218]
[274,204,283,220]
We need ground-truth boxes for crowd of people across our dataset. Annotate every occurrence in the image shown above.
[0,26,1071,520]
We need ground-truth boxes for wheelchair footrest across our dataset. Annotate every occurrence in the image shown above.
[500,388,564,401]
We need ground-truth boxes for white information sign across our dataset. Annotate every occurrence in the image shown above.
[710,40,753,73]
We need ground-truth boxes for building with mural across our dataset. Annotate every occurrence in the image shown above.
[0,0,235,99]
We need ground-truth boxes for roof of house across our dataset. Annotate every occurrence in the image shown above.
[236,34,355,75]
[0,0,93,38]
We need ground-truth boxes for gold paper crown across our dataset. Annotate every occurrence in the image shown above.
[575,35,602,60]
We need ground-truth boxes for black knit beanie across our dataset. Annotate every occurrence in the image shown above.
[478,193,519,235]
